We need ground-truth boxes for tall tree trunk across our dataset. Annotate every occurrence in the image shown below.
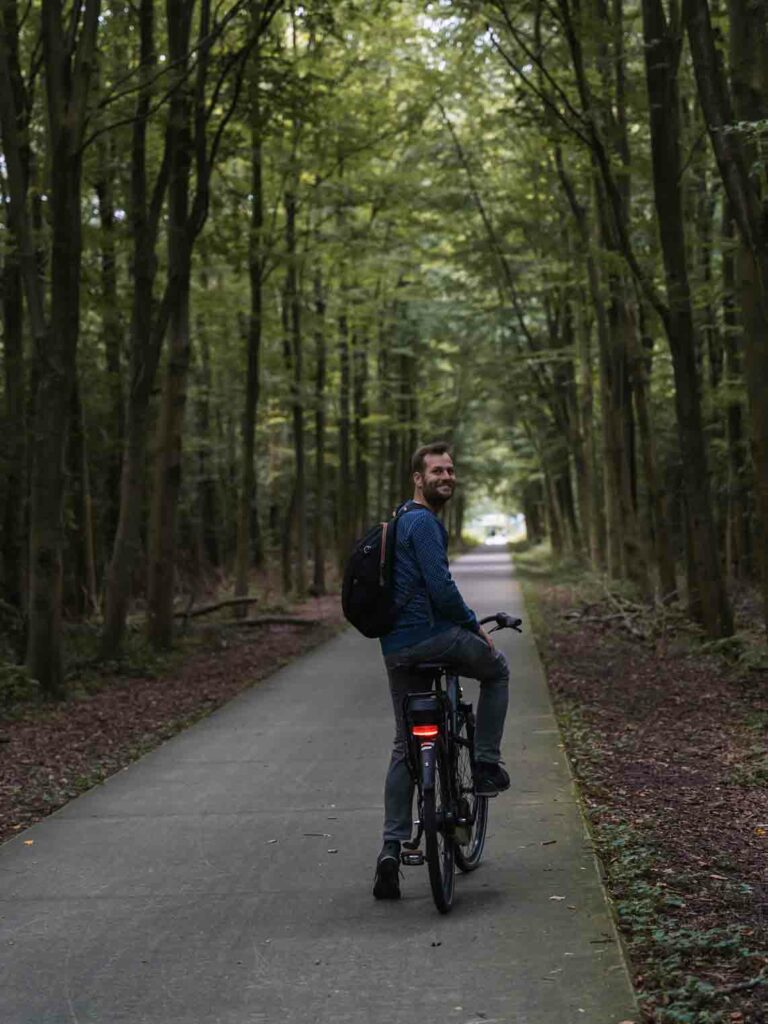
[195,305,219,566]
[1,234,25,610]
[101,0,170,657]
[95,136,124,552]
[353,335,369,536]
[545,470,564,557]
[555,150,606,565]
[685,0,768,629]
[722,207,751,581]
[573,286,600,565]
[66,379,97,616]
[24,0,100,696]
[0,0,33,613]
[281,479,297,596]
[146,0,197,647]
[727,0,768,614]
[312,265,327,595]
[337,308,352,562]
[399,333,419,497]
[285,186,307,597]
[235,9,264,612]
[643,0,732,635]
[523,479,545,545]
[632,298,678,600]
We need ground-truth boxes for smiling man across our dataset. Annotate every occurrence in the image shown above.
[373,441,510,900]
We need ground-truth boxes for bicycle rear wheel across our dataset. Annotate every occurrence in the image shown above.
[423,740,455,913]
[454,707,488,872]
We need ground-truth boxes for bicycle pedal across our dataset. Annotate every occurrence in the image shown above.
[401,850,425,866]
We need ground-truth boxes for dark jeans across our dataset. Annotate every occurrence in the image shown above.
[382,626,509,843]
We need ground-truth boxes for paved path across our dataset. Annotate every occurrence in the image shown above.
[0,551,637,1024]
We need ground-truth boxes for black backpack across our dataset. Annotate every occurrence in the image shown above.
[341,505,420,638]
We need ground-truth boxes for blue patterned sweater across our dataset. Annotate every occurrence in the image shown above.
[380,500,481,656]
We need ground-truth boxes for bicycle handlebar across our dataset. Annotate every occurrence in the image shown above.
[479,612,523,633]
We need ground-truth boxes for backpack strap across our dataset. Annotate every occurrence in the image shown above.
[379,521,389,585]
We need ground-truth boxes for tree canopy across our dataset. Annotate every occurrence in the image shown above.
[2,0,768,695]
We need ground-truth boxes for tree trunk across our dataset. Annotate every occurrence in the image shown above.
[523,480,545,545]
[235,22,264,611]
[684,0,768,629]
[632,298,678,600]
[95,135,124,552]
[25,0,101,696]
[353,334,370,536]
[101,0,169,657]
[312,265,327,595]
[643,0,732,635]
[285,186,307,597]
[0,0,33,614]
[555,150,606,565]
[146,0,197,648]
[65,379,98,617]
[722,207,751,581]
[195,306,219,566]
[573,287,600,566]
[1,233,25,610]
[337,308,352,561]
[281,480,297,596]
[727,0,768,612]
[545,470,564,557]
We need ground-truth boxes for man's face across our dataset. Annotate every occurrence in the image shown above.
[416,452,456,508]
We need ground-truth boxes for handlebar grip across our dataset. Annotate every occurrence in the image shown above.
[479,612,523,631]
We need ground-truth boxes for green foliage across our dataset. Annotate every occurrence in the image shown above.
[728,745,768,789]
[700,633,768,673]
[0,664,40,716]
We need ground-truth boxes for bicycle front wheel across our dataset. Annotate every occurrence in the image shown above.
[423,740,455,913]
[454,708,488,872]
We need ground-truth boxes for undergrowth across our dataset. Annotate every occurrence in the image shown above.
[520,547,768,1024]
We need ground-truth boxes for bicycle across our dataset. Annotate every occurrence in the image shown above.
[400,612,523,914]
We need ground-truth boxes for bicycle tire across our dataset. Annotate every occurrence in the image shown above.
[423,739,455,913]
[453,707,488,872]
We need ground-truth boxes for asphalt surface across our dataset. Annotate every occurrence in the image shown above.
[0,550,638,1024]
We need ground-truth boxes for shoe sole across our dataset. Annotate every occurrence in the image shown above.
[473,781,510,798]
[372,856,401,900]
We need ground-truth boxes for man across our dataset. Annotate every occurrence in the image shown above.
[373,441,510,900]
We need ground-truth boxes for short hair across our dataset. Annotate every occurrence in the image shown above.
[411,441,453,476]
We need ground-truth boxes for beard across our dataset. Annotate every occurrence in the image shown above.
[422,478,455,508]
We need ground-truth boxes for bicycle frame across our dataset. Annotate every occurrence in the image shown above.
[402,669,466,828]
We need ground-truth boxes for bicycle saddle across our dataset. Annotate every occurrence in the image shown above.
[411,662,447,674]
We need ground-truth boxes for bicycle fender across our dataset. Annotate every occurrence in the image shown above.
[419,741,436,790]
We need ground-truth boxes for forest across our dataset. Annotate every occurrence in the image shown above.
[1,0,768,699]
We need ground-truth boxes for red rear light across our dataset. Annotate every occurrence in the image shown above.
[411,724,439,739]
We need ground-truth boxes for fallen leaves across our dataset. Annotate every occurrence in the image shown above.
[539,581,768,1023]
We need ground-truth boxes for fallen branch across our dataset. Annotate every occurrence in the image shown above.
[216,616,320,628]
[173,597,260,619]
[563,611,625,624]
[600,581,648,640]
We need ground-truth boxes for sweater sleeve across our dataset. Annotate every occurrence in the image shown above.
[408,513,480,632]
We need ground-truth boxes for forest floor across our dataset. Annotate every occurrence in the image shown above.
[0,592,345,847]
[519,546,768,1024]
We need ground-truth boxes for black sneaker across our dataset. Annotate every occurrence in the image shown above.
[372,841,401,900]
[473,761,510,797]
